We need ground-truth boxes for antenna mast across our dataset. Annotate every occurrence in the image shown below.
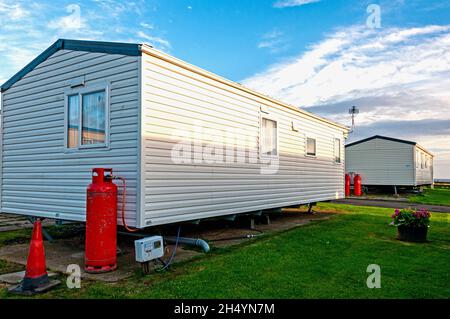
[348,105,359,133]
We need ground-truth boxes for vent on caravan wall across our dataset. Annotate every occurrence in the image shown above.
[69,76,85,88]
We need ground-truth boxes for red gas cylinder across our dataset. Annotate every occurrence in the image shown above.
[85,168,117,273]
[345,174,351,197]
[354,174,362,197]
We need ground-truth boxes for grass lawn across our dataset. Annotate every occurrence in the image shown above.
[0,203,449,299]
[408,188,450,206]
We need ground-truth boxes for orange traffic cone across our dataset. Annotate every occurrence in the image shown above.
[9,220,60,295]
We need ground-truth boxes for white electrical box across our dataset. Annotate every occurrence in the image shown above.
[134,236,164,263]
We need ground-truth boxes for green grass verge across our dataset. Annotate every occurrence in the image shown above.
[1,204,449,299]
[0,259,23,275]
[0,228,31,248]
[408,188,450,206]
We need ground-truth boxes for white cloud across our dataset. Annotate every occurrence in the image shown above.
[243,24,450,178]
[48,4,85,31]
[137,30,171,50]
[243,24,450,108]
[91,0,141,17]
[0,2,46,77]
[258,29,289,53]
[140,22,154,29]
[274,0,320,8]
[4,47,36,71]
[0,1,170,86]
[0,1,28,20]
[382,25,450,43]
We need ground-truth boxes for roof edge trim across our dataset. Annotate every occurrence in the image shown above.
[346,135,434,156]
[140,45,349,132]
[345,135,417,148]
[1,39,142,93]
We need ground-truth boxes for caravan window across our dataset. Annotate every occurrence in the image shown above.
[334,138,341,163]
[82,91,106,145]
[261,118,278,156]
[67,95,80,148]
[306,137,316,156]
[66,86,108,149]
[416,151,420,168]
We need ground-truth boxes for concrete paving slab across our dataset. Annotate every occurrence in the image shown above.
[0,210,332,283]
[0,271,57,284]
[0,237,137,283]
[0,235,206,283]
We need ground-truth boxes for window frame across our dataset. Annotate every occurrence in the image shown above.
[416,150,420,168]
[64,83,110,151]
[259,111,279,159]
[334,137,341,164]
[305,136,317,157]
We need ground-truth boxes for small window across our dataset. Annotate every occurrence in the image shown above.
[261,118,278,156]
[425,155,428,168]
[421,153,425,169]
[67,95,80,148]
[82,91,106,145]
[66,87,108,149]
[306,137,316,156]
[334,138,341,163]
[416,151,420,168]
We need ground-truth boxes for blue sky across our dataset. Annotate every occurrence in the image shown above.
[0,0,449,177]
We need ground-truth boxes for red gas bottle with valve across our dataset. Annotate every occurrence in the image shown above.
[345,174,351,197]
[354,174,362,197]
[85,168,117,273]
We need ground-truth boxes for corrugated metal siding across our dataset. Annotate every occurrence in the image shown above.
[141,53,346,227]
[345,138,415,186]
[1,49,139,225]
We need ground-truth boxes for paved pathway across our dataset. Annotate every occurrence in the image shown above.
[333,198,450,213]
